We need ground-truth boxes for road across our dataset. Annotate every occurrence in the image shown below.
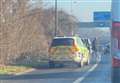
[0,54,111,83]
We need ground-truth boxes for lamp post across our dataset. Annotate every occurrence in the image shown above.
[54,0,57,36]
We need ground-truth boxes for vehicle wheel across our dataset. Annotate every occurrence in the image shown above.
[77,62,81,67]
[49,60,55,68]
[78,61,84,67]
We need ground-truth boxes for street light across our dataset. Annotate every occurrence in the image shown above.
[54,0,57,36]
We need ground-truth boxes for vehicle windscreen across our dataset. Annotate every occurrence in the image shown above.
[51,38,74,47]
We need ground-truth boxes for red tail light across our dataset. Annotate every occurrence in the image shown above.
[72,41,79,51]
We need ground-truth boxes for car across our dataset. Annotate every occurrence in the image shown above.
[48,36,90,68]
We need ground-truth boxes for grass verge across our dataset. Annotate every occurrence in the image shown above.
[0,66,31,75]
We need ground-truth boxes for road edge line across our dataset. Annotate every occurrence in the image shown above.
[73,63,98,83]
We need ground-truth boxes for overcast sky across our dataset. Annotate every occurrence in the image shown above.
[43,0,112,22]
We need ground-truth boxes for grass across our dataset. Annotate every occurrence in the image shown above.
[0,61,49,75]
[0,66,31,75]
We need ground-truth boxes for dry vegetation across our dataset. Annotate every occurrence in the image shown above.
[0,65,30,75]
[0,0,78,66]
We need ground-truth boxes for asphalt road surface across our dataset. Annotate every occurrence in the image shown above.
[0,54,111,83]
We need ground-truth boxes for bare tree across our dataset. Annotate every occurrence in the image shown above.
[41,8,78,37]
[0,0,27,64]
[0,0,46,65]
[0,0,78,65]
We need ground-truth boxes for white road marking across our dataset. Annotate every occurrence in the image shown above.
[73,52,102,83]
[73,54,101,83]
[73,63,98,83]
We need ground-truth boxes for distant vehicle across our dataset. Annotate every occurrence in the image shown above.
[48,36,90,68]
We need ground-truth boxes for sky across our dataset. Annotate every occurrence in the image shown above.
[43,0,112,22]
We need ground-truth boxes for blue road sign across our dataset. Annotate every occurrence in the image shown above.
[94,12,111,21]
[78,22,111,28]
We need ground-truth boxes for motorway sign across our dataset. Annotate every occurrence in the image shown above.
[78,22,111,28]
[94,11,111,21]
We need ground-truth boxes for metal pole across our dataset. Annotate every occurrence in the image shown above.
[71,0,73,36]
[112,0,120,83]
[54,0,57,36]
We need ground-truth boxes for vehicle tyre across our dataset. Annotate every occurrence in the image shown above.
[78,61,84,67]
[77,62,81,67]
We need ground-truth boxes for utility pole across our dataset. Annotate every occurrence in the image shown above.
[54,0,57,36]
[71,0,74,36]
